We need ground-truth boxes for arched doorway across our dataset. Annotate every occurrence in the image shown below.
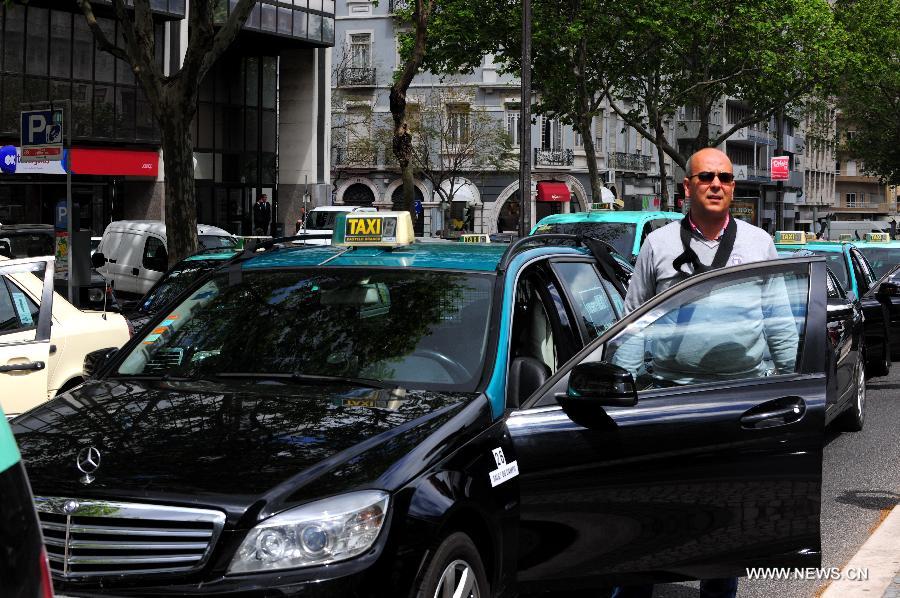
[344,183,376,206]
[496,190,521,233]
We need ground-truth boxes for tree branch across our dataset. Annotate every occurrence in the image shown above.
[76,0,130,63]
[710,106,780,147]
[605,89,686,170]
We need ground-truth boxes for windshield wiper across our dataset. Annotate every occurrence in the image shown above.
[216,372,389,389]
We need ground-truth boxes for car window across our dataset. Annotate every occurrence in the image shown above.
[810,252,849,289]
[826,270,845,299]
[0,276,40,337]
[199,235,237,249]
[0,233,55,259]
[552,261,618,341]
[850,249,877,292]
[857,247,900,278]
[532,222,637,257]
[306,211,340,230]
[118,269,495,392]
[142,237,168,272]
[139,260,221,314]
[606,267,808,389]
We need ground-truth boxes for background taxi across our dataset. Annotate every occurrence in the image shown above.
[0,256,130,417]
[852,232,900,278]
[530,210,683,262]
[13,214,829,597]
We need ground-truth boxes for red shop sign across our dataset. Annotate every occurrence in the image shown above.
[69,148,159,177]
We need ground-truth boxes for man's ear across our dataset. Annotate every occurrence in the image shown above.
[683,179,691,198]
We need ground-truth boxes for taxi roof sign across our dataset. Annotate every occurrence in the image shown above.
[332,211,415,247]
[838,233,853,242]
[775,231,807,244]
[459,233,490,243]
[865,232,891,242]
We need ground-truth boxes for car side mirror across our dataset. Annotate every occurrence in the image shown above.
[555,362,637,428]
[83,347,118,379]
[91,252,106,269]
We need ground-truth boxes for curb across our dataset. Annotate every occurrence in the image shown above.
[821,505,900,598]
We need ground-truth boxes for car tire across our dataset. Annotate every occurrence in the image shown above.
[842,356,866,432]
[414,532,489,598]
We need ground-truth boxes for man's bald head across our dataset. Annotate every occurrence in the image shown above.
[686,147,732,177]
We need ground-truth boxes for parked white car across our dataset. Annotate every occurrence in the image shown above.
[94,221,237,296]
[298,206,377,245]
[0,256,131,417]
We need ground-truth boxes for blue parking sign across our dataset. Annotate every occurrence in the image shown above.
[20,109,64,162]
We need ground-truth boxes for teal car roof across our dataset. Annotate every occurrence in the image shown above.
[184,250,239,262]
[775,241,855,253]
[531,210,683,233]
[242,241,525,272]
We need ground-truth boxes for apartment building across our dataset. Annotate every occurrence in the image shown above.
[833,113,897,226]
[0,1,334,237]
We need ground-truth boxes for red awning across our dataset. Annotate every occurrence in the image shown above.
[536,181,571,202]
[69,148,159,177]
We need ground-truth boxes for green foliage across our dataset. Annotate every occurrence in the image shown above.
[835,0,900,184]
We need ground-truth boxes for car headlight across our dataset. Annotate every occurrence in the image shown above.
[88,288,104,303]
[228,490,389,574]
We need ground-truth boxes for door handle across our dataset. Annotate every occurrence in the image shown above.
[49,344,57,355]
[740,397,806,429]
[0,361,46,373]
[132,268,139,276]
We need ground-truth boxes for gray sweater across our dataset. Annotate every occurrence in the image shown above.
[615,218,798,382]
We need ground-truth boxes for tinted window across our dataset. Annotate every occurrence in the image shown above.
[532,222,636,257]
[306,211,342,231]
[826,270,844,299]
[810,252,849,289]
[199,235,237,249]
[118,270,494,392]
[139,259,224,315]
[0,233,55,259]
[856,247,900,278]
[850,249,877,291]
[553,262,618,340]
[608,267,807,389]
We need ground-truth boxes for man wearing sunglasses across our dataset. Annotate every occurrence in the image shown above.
[614,147,787,598]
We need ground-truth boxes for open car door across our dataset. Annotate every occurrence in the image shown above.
[0,257,54,418]
[507,257,827,592]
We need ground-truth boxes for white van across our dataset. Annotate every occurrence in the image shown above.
[299,206,377,245]
[95,221,237,296]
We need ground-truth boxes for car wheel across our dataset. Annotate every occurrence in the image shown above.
[414,532,489,598]
[842,357,866,432]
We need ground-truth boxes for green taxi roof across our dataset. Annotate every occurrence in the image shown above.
[243,241,523,272]
[775,240,855,253]
[531,210,683,233]
[183,249,240,262]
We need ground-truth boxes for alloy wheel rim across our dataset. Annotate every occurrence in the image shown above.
[433,558,479,598]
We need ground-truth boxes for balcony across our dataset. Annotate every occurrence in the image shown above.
[389,0,410,11]
[608,152,650,172]
[338,67,377,87]
[535,148,574,167]
[334,146,376,168]
[838,201,893,213]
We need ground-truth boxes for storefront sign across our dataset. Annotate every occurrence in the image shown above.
[771,156,790,181]
[69,148,159,177]
[0,147,68,175]
[731,199,758,226]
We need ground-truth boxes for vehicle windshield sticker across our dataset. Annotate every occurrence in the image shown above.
[489,447,519,488]
[11,292,33,326]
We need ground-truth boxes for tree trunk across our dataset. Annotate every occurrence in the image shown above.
[160,105,199,266]
[654,122,670,209]
[580,116,603,209]
[390,87,416,220]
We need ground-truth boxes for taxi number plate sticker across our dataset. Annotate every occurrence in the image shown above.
[489,461,519,487]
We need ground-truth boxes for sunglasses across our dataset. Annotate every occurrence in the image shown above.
[689,171,735,184]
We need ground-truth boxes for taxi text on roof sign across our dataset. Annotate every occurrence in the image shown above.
[865,232,891,242]
[775,231,807,244]
[333,211,416,247]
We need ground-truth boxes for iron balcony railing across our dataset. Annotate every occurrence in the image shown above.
[608,152,650,172]
[339,67,376,86]
[534,148,574,167]
[334,146,376,167]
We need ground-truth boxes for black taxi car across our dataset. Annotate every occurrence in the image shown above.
[12,213,829,597]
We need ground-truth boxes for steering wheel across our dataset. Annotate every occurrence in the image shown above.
[410,349,470,381]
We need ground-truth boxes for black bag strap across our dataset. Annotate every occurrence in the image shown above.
[672,214,737,276]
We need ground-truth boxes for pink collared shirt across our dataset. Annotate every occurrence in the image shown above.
[688,213,730,241]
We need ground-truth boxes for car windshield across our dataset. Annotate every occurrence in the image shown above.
[533,222,636,256]
[199,235,237,249]
[856,247,900,278]
[0,232,55,259]
[305,211,341,231]
[118,268,494,392]
[138,259,225,314]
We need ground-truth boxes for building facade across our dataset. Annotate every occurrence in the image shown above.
[0,1,334,237]
[833,113,897,228]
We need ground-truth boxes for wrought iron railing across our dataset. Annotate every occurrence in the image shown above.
[534,148,574,167]
[338,67,376,86]
[607,152,650,172]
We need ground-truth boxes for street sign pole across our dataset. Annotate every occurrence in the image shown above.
[65,99,73,303]
[775,107,784,232]
[519,0,532,237]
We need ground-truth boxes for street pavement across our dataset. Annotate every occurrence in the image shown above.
[650,366,900,598]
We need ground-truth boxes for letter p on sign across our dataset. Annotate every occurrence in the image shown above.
[28,115,46,143]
